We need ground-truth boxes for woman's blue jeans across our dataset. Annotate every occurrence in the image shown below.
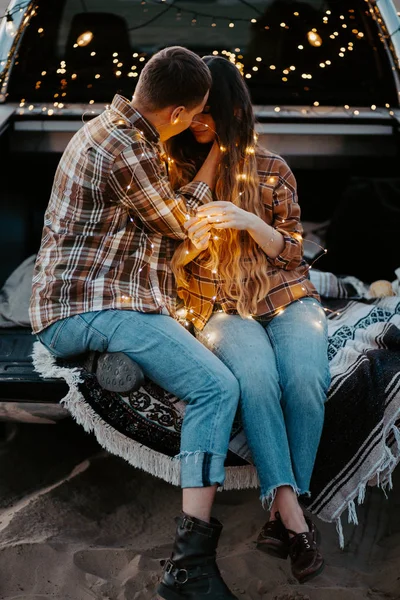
[37,309,240,489]
[195,298,331,507]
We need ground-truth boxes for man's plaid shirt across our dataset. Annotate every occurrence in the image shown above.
[178,149,320,330]
[29,95,212,334]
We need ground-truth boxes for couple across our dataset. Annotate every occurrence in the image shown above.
[30,46,330,598]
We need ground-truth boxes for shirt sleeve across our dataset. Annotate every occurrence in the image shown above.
[261,158,305,271]
[108,139,213,240]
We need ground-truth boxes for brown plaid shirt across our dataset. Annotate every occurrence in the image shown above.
[178,149,320,330]
[30,95,212,334]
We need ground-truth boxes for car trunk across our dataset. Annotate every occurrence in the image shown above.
[0,0,399,415]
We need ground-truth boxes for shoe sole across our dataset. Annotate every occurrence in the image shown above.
[296,560,325,584]
[96,352,145,394]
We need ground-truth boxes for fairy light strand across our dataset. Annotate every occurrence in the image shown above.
[79,106,337,327]
[2,3,396,112]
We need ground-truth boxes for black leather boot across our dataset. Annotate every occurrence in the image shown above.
[157,513,238,600]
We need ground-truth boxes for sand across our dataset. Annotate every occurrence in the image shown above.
[0,419,399,600]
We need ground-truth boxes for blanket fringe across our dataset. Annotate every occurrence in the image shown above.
[334,421,400,549]
[31,342,259,491]
[347,499,358,526]
[336,516,344,549]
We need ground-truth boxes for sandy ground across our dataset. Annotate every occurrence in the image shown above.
[0,418,400,600]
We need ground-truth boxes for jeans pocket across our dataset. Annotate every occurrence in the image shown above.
[38,314,108,358]
[37,319,69,357]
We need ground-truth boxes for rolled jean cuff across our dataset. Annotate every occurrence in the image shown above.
[178,451,226,488]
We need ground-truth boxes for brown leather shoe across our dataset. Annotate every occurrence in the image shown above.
[287,517,325,584]
[256,512,289,559]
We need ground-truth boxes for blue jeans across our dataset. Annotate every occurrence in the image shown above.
[195,298,331,507]
[37,309,240,489]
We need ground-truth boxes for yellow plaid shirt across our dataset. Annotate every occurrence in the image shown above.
[177,148,320,330]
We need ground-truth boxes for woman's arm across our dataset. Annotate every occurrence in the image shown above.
[195,157,304,270]
[194,202,285,259]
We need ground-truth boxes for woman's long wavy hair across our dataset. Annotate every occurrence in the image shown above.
[168,56,271,318]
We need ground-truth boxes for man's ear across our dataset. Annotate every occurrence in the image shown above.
[171,106,185,125]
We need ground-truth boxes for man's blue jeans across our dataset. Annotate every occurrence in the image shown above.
[195,298,331,507]
[37,309,240,489]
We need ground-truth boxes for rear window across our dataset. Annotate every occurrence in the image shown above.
[4,0,398,107]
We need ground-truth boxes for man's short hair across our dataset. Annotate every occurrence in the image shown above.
[135,46,212,111]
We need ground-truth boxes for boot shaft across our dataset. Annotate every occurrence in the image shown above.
[157,513,238,600]
[171,513,222,567]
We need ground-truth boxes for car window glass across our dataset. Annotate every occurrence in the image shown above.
[4,0,398,107]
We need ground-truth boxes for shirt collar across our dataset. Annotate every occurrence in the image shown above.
[110,94,160,144]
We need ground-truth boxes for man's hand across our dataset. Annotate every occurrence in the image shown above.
[196,201,259,231]
[184,216,212,251]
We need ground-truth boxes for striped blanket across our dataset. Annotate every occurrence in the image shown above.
[32,269,400,546]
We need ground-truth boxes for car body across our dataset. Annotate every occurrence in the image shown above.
[0,0,399,423]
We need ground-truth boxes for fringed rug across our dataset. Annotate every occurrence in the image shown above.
[32,271,400,547]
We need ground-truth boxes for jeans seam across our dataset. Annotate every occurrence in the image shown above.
[49,319,69,349]
[195,328,238,376]
[77,313,108,351]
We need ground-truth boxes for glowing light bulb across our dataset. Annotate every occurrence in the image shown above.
[76,31,93,47]
[307,31,322,47]
[5,13,16,36]
[176,308,187,319]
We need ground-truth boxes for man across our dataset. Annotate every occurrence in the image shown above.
[30,46,239,599]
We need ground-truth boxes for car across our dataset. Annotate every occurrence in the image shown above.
[0,0,399,427]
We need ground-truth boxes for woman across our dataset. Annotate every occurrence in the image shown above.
[167,56,331,587]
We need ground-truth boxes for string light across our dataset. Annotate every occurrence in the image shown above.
[5,12,16,36]
[76,31,93,47]
[0,2,379,107]
[307,31,322,46]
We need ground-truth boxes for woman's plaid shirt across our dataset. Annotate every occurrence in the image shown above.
[29,95,212,334]
[177,149,320,330]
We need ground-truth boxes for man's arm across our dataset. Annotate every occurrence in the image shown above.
[108,138,219,240]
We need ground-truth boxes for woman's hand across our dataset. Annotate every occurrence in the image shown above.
[184,216,212,251]
[196,201,258,231]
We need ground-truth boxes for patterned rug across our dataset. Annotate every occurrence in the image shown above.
[32,271,400,547]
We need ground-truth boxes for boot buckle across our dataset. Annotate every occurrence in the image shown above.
[175,569,189,584]
[164,560,189,584]
[182,516,194,531]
